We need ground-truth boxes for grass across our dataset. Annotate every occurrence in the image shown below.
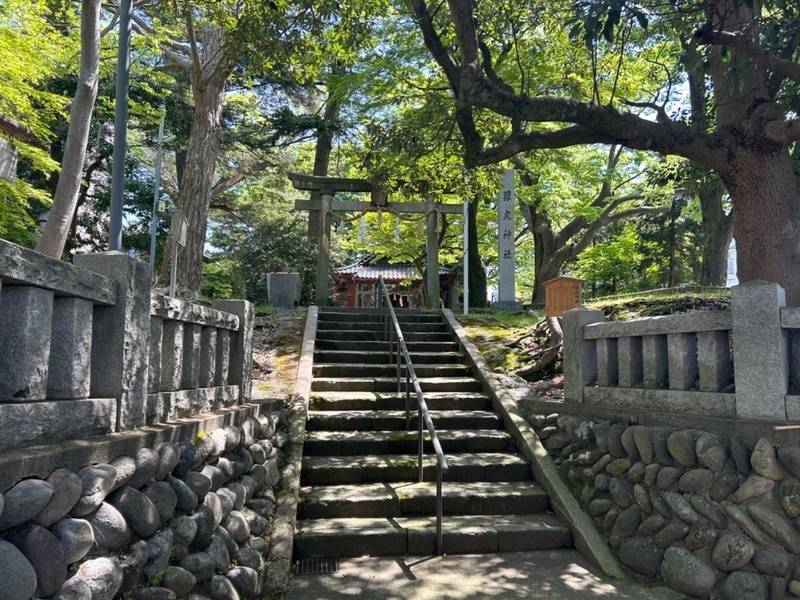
[586,290,730,321]
[252,308,307,398]
[455,309,544,372]
[454,290,730,374]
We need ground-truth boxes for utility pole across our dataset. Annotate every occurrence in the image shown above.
[149,104,166,272]
[109,0,133,251]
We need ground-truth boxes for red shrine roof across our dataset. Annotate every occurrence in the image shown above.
[334,259,455,282]
[334,262,417,281]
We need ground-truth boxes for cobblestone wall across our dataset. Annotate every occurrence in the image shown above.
[521,407,800,599]
[0,407,288,600]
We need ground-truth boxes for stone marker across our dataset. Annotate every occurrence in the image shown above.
[494,169,520,309]
[267,272,301,308]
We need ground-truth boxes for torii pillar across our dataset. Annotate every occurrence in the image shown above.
[425,198,440,309]
[315,190,333,306]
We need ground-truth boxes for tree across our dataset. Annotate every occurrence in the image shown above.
[136,1,384,294]
[515,145,669,302]
[409,0,800,301]
[0,0,70,244]
[682,38,732,285]
[36,0,103,258]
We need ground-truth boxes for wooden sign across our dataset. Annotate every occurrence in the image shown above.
[544,276,584,317]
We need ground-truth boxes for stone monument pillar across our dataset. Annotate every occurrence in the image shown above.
[494,169,521,309]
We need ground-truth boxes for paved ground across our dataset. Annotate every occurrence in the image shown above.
[285,549,681,600]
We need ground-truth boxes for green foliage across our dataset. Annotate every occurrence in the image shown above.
[0,178,50,244]
[207,181,320,302]
[575,223,647,289]
[0,0,738,303]
[0,0,72,143]
[202,258,246,300]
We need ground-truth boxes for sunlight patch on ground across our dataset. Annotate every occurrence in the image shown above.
[286,550,682,600]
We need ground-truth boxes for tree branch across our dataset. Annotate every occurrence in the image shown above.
[0,114,41,145]
[764,118,800,144]
[182,5,203,78]
[426,0,727,170]
[474,126,615,166]
[566,205,668,261]
[696,24,800,84]
[408,0,484,161]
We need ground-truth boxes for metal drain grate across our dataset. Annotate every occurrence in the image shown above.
[293,557,340,576]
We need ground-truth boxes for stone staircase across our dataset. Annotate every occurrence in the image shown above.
[294,307,573,558]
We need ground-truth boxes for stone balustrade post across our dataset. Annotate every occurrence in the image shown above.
[199,327,218,388]
[562,308,604,402]
[0,285,54,400]
[212,299,255,402]
[731,280,789,420]
[75,252,151,429]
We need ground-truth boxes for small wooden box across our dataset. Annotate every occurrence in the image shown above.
[544,276,583,317]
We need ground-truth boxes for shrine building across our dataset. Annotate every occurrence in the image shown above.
[332,258,459,309]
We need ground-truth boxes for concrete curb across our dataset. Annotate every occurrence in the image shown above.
[264,306,317,598]
[442,309,625,580]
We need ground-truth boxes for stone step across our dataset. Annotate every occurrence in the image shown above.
[316,329,454,342]
[309,391,491,411]
[310,376,482,393]
[306,410,502,431]
[304,429,514,456]
[314,340,459,352]
[319,308,441,320]
[301,452,530,485]
[298,481,550,519]
[314,350,465,364]
[316,320,449,333]
[312,363,472,378]
[293,513,572,558]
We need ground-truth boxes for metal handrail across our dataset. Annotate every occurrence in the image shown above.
[377,276,448,555]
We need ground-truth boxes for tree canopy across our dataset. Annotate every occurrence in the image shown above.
[6,0,798,305]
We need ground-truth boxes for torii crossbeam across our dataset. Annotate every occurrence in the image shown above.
[289,172,463,307]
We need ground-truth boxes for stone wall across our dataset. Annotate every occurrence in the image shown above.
[0,405,288,600]
[521,406,800,599]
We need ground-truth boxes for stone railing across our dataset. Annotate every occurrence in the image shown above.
[147,293,253,425]
[563,280,794,422]
[0,240,254,451]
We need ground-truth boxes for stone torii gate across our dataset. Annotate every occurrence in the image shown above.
[289,173,463,307]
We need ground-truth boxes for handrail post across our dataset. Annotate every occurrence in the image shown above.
[436,464,443,555]
[396,344,401,395]
[389,321,394,364]
[405,367,411,430]
[418,399,424,482]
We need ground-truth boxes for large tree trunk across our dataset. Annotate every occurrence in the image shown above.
[304,97,340,301]
[36,0,101,258]
[520,202,558,305]
[467,198,487,307]
[724,151,800,303]
[685,43,734,287]
[532,260,560,305]
[174,74,226,293]
[698,181,733,286]
[307,97,340,241]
